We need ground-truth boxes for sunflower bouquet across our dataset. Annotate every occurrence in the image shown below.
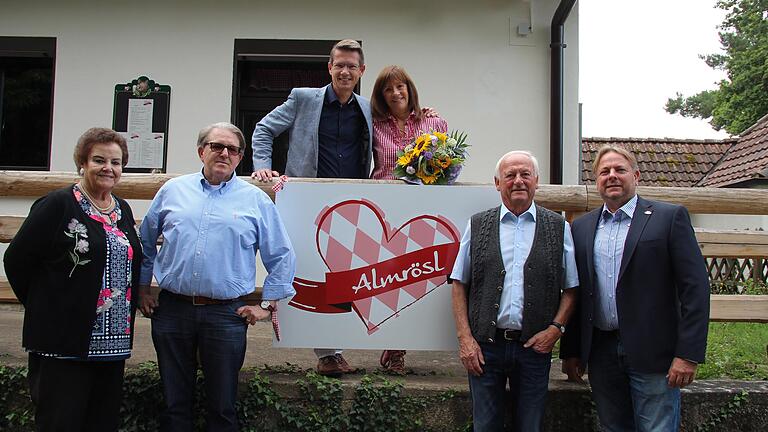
[393,130,469,185]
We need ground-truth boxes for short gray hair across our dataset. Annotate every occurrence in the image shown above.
[196,122,246,150]
[494,150,539,179]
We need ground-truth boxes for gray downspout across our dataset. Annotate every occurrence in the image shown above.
[550,0,577,184]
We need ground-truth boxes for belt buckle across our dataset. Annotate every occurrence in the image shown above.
[192,295,205,306]
[503,329,517,341]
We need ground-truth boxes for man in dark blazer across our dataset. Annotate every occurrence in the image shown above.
[561,145,710,431]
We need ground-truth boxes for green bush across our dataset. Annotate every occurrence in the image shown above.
[0,363,445,431]
[0,365,33,430]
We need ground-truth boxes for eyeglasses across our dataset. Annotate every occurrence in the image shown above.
[331,62,360,72]
[205,142,243,155]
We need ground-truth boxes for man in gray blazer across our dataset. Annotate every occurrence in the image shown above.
[251,39,372,377]
[252,39,373,180]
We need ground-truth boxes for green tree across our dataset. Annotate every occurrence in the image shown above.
[665,0,768,135]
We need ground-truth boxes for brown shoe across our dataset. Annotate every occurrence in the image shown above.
[381,350,406,375]
[317,355,343,377]
[334,353,354,374]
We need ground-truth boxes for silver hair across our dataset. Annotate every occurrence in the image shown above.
[494,150,539,179]
[196,122,246,150]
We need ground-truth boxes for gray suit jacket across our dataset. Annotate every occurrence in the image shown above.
[251,84,373,178]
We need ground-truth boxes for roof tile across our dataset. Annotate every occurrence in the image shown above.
[581,137,733,187]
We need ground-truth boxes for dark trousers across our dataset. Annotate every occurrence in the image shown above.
[27,353,125,432]
[151,290,248,432]
[588,330,681,432]
[468,339,552,432]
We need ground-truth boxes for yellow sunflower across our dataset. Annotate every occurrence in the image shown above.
[413,134,430,153]
[437,156,452,169]
[397,151,414,166]
[416,170,438,185]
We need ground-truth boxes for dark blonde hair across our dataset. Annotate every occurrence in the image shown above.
[370,65,421,121]
[592,145,639,175]
[73,128,128,169]
[329,39,364,65]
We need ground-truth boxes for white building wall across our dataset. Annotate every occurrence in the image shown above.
[0,0,580,183]
[0,0,581,278]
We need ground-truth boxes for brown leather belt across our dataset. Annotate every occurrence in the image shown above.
[163,290,240,306]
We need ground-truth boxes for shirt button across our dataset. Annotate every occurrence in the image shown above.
[196,251,201,255]
[608,274,613,278]
[609,294,613,298]
[193,272,198,277]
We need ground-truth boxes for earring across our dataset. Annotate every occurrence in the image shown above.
[78,168,84,176]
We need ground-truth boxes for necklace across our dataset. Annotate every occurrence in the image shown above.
[78,183,115,213]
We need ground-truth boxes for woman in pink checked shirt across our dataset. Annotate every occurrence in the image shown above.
[370,65,448,180]
[370,65,448,374]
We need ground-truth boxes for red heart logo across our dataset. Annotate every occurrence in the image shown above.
[311,199,460,333]
[288,199,460,334]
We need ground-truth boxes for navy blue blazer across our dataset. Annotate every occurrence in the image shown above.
[560,196,710,373]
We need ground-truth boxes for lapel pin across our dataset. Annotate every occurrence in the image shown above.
[644,210,652,215]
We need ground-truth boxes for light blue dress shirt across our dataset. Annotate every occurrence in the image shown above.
[139,171,296,300]
[593,194,638,330]
[450,202,579,330]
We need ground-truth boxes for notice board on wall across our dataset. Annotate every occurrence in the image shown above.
[113,76,171,173]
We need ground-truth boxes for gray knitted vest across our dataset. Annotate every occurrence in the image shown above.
[468,205,565,342]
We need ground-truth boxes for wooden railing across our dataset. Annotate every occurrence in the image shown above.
[1,171,767,322]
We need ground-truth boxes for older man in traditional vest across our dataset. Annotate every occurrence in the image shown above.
[450,150,579,431]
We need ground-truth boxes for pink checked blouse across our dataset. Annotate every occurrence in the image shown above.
[371,112,448,180]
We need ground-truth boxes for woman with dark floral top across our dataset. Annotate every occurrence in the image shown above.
[4,128,142,432]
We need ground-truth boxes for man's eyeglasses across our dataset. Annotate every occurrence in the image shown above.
[331,62,360,72]
[205,142,243,156]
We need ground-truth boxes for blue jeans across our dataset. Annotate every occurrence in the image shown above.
[151,290,248,432]
[588,330,681,432]
[468,339,552,432]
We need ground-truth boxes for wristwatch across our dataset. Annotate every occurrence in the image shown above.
[260,300,275,312]
[550,321,566,334]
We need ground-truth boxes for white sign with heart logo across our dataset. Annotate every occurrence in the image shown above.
[274,182,500,350]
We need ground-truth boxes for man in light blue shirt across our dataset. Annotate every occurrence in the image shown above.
[138,122,296,432]
[450,150,578,432]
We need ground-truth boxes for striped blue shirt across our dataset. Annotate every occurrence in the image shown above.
[593,194,638,330]
[139,171,296,300]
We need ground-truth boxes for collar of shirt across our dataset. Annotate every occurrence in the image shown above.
[196,169,236,193]
[499,200,537,223]
[386,110,417,125]
[601,194,638,221]
[325,85,357,106]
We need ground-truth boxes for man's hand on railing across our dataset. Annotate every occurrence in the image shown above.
[251,169,280,182]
